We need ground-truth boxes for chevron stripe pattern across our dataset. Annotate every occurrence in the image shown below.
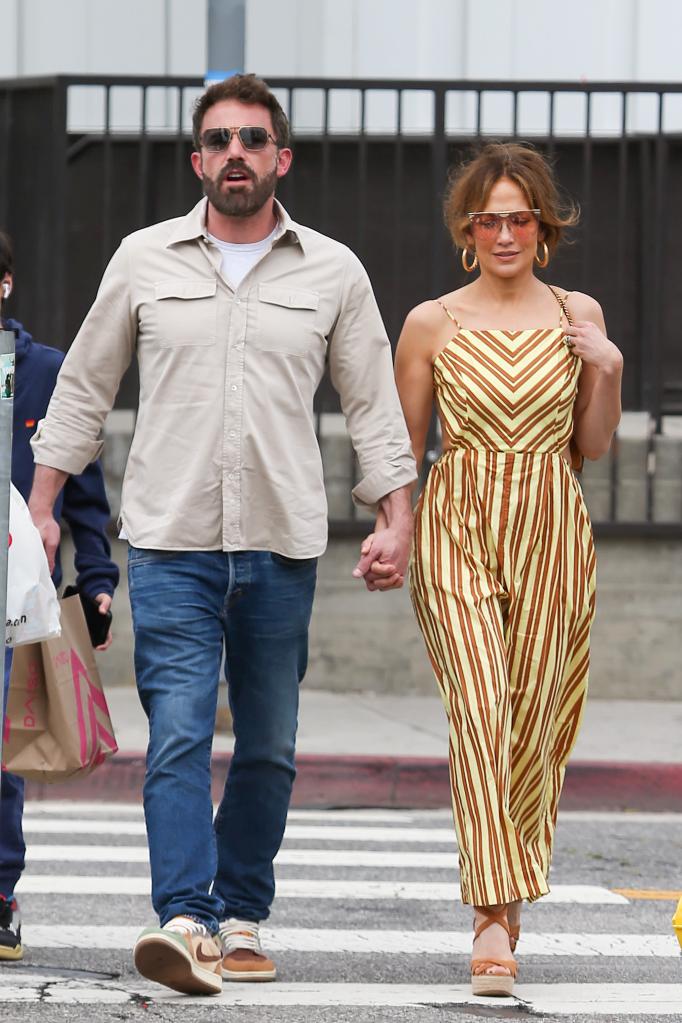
[410,321,596,908]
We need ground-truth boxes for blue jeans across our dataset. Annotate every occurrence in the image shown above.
[128,548,317,934]
[0,650,26,898]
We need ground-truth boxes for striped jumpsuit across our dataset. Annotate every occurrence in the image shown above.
[410,289,596,907]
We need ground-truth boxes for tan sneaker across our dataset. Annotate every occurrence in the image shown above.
[218,918,277,981]
[134,915,222,995]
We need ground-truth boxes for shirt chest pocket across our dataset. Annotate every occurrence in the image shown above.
[154,279,217,348]
[254,284,323,357]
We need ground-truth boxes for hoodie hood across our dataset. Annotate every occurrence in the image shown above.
[1,318,33,361]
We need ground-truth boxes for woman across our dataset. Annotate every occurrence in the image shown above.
[395,143,622,996]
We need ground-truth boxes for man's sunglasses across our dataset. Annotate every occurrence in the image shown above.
[200,126,277,153]
[467,210,541,235]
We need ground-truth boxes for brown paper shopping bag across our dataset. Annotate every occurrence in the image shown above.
[3,595,118,782]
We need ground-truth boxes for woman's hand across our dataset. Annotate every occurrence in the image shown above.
[566,293,623,460]
[565,320,623,375]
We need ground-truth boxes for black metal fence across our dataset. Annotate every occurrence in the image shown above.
[1,74,681,533]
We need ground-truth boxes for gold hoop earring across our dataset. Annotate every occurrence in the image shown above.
[461,248,478,273]
[535,241,549,268]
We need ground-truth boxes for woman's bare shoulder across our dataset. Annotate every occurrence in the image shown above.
[402,298,456,341]
[552,286,604,321]
[403,299,450,330]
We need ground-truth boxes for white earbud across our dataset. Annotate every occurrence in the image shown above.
[1,282,10,300]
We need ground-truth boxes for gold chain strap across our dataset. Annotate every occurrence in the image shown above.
[549,285,573,327]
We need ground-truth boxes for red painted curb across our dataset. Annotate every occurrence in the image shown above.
[22,753,682,811]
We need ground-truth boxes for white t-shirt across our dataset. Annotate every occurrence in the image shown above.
[207,227,278,289]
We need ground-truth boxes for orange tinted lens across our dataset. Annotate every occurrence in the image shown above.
[507,212,537,233]
[470,215,501,234]
[470,212,538,236]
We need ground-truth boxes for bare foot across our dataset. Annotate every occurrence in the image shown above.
[472,905,514,977]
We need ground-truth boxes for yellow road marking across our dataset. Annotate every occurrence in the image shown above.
[613,888,682,901]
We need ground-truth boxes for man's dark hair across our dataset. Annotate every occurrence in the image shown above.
[0,231,13,278]
[192,73,290,151]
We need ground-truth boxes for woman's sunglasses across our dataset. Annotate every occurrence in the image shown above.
[467,210,541,236]
[200,126,277,153]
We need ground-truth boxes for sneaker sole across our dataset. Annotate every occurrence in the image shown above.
[134,933,222,995]
[0,945,23,961]
[222,965,277,982]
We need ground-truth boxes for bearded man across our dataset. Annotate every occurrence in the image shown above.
[28,74,415,996]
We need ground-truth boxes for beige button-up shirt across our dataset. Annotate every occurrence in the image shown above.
[32,199,416,557]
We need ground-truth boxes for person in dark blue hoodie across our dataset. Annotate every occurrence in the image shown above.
[0,231,119,961]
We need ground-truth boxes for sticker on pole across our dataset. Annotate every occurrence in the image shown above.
[1,352,14,399]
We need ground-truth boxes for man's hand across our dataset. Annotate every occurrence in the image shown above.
[28,504,61,574]
[28,465,68,572]
[352,527,411,591]
[93,593,113,651]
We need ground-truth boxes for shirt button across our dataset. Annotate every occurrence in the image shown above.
[231,384,237,391]
[235,298,241,305]
[229,430,236,437]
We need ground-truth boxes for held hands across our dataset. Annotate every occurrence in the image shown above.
[94,593,113,651]
[565,321,623,374]
[352,526,411,592]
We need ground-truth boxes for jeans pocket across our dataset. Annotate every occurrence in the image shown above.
[270,552,318,570]
[128,547,179,569]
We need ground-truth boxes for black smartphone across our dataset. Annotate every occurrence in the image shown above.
[62,585,112,647]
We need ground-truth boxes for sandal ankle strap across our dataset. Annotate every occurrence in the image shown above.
[473,907,511,942]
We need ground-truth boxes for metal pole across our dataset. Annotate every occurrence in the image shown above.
[0,327,15,773]
[207,0,246,80]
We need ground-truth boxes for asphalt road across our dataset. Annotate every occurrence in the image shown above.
[0,802,680,1022]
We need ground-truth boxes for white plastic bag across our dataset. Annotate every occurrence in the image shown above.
[5,484,61,647]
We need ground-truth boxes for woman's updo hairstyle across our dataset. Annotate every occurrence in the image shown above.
[443,142,579,256]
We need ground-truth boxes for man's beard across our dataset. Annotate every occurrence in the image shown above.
[203,161,278,218]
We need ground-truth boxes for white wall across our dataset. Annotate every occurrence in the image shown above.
[1,0,679,135]
[3,0,677,85]
[245,0,681,83]
[0,0,206,77]
[245,0,682,135]
[0,0,208,132]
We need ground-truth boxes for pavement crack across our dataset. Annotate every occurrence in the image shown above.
[419,999,549,1019]
[36,981,53,1004]
[352,695,446,742]
[19,962,120,981]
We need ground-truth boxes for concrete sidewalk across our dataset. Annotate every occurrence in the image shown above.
[103,688,681,762]
[24,690,682,811]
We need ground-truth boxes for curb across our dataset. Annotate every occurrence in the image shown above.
[23,754,682,811]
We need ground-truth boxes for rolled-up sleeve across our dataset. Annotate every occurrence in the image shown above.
[328,250,417,510]
[31,242,136,475]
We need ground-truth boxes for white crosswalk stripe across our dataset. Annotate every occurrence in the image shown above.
[15,924,680,956]
[21,819,458,843]
[2,977,682,1014]
[21,804,423,824]
[15,924,678,953]
[15,875,628,903]
[4,802,680,1018]
[25,845,459,868]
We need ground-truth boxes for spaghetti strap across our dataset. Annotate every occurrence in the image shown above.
[548,284,573,328]
[435,299,462,331]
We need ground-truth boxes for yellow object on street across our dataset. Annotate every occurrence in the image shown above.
[673,896,682,949]
[614,889,682,901]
